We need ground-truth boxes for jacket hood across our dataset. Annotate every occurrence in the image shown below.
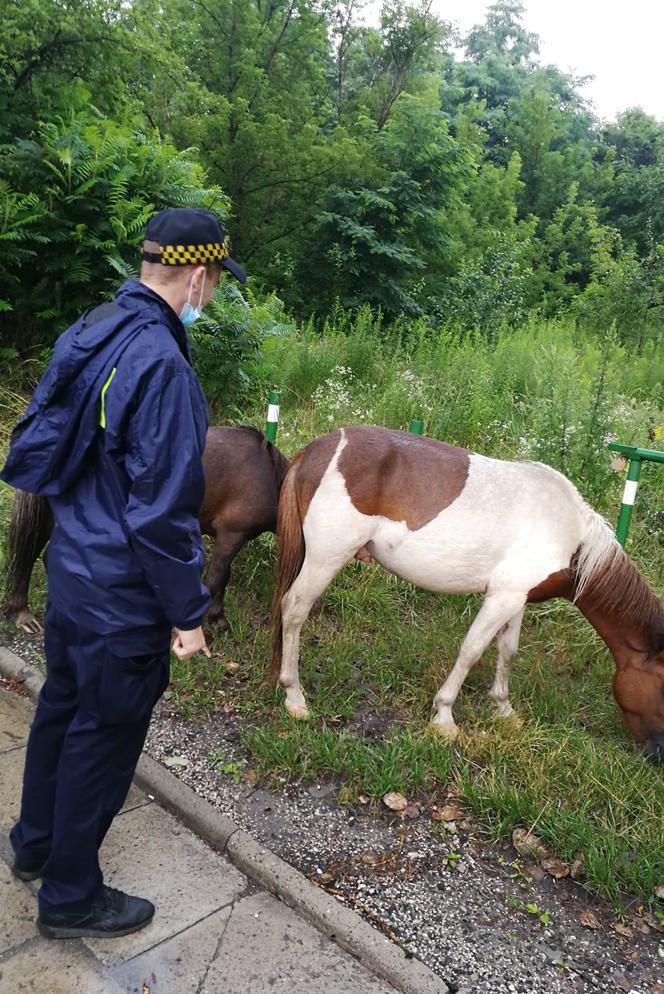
[1,281,189,496]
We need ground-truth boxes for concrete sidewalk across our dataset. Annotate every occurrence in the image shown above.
[0,685,401,994]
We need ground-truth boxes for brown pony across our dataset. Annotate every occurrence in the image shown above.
[271,425,664,760]
[3,425,288,634]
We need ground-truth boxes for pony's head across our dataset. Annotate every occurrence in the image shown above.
[573,541,664,762]
[612,631,664,761]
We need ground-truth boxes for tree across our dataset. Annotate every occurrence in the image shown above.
[300,89,474,318]
[595,109,664,253]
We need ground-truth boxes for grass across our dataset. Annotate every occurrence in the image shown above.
[190,541,663,910]
[1,315,663,912]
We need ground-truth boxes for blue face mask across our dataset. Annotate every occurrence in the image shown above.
[179,275,205,327]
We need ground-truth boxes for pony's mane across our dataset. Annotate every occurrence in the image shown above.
[573,514,664,656]
[236,424,289,484]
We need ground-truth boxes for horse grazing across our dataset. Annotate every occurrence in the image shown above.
[3,426,288,634]
[271,425,664,761]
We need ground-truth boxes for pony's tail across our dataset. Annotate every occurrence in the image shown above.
[572,509,623,602]
[2,491,53,617]
[270,457,305,682]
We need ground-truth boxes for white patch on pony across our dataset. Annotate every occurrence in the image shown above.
[365,455,589,597]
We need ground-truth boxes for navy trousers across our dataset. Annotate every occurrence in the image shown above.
[10,604,170,914]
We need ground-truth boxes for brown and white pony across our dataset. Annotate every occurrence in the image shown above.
[271,425,664,761]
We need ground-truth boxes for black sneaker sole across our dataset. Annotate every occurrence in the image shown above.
[37,914,154,940]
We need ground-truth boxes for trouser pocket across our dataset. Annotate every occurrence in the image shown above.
[98,648,170,725]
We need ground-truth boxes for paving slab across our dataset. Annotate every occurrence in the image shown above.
[0,690,33,752]
[203,891,397,993]
[0,860,37,955]
[85,802,246,967]
[0,746,24,831]
[111,905,233,994]
[0,938,124,994]
[0,754,148,839]
[119,783,151,814]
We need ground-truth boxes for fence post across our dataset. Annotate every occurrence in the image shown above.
[607,442,664,547]
[265,389,280,443]
[615,456,642,547]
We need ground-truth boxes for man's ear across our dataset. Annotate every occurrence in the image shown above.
[194,265,208,291]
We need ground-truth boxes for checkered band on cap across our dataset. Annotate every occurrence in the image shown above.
[158,241,230,265]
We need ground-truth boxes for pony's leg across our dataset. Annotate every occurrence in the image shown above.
[489,606,526,718]
[280,551,353,720]
[432,592,526,739]
[2,492,53,636]
[204,531,247,630]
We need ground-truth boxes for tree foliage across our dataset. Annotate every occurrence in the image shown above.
[1,0,664,349]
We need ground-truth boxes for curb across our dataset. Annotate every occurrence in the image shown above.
[0,644,449,994]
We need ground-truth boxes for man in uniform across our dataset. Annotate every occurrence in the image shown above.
[1,208,246,939]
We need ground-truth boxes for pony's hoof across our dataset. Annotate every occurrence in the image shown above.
[431,718,459,741]
[16,611,42,636]
[206,612,230,632]
[285,701,311,721]
[493,700,515,719]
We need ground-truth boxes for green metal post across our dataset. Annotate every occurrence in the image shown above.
[408,419,424,435]
[607,441,664,547]
[265,389,280,443]
[614,457,642,547]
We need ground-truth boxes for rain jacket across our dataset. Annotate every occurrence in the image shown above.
[1,280,211,645]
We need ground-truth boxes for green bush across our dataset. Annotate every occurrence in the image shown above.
[190,283,295,418]
[0,106,228,351]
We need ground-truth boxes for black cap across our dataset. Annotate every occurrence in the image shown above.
[142,207,247,283]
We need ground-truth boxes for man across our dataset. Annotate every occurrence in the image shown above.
[1,208,246,939]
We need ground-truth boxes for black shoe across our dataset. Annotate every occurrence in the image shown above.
[38,886,155,940]
[12,855,48,882]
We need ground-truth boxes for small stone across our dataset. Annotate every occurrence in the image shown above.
[541,856,570,879]
[570,859,586,880]
[163,754,189,769]
[612,920,633,940]
[404,804,420,819]
[383,791,408,812]
[525,862,546,882]
[579,909,602,930]
[512,828,547,859]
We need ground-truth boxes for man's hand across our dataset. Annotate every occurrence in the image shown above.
[172,626,211,661]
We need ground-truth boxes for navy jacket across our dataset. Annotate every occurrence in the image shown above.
[1,280,211,644]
